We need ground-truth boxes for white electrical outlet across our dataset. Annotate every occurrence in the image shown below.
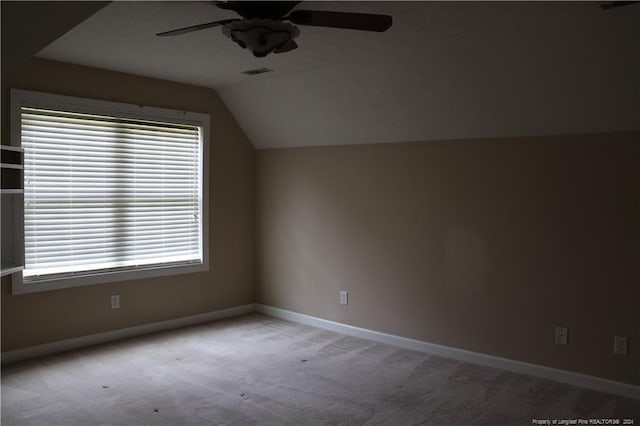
[339,291,348,305]
[555,326,568,345]
[111,294,120,309]
[613,336,628,355]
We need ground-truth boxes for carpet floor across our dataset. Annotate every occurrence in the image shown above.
[2,313,638,425]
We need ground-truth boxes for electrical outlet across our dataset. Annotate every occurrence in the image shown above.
[555,326,568,345]
[339,291,348,305]
[613,336,627,355]
[111,294,120,309]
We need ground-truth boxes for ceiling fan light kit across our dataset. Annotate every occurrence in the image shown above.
[157,1,392,58]
[221,19,300,57]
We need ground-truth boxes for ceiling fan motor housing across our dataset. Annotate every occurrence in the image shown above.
[221,19,300,57]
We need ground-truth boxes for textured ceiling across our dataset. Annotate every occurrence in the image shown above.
[37,1,640,149]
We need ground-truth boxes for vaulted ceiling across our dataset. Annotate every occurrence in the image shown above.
[14,2,640,148]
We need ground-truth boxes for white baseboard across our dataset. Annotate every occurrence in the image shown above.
[255,304,639,400]
[3,302,637,400]
[1,303,256,364]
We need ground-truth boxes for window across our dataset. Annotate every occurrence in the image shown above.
[10,90,209,294]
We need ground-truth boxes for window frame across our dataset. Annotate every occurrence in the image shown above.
[10,89,210,295]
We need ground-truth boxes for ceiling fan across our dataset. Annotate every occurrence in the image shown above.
[598,1,639,9]
[156,1,392,57]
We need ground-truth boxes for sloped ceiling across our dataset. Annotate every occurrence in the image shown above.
[30,1,640,148]
[1,1,109,81]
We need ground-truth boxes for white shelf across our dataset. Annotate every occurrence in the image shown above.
[0,266,23,277]
[1,162,23,169]
[1,145,25,276]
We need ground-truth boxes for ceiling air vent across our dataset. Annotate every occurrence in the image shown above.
[242,67,273,76]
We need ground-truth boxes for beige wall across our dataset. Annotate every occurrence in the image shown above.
[1,59,255,351]
[256,133,640,385]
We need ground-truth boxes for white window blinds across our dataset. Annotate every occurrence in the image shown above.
[21,107,203,283]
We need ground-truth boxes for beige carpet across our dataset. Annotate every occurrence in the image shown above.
[2,314,638,425]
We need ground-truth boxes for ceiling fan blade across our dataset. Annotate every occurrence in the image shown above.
[287,10,392,32]
[600,1,638,9]
[274,40,298,54]
[156,19,236,37]
[216,1,301,19]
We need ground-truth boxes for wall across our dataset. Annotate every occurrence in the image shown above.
[256,133,640,385]
[1,58,255,351]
